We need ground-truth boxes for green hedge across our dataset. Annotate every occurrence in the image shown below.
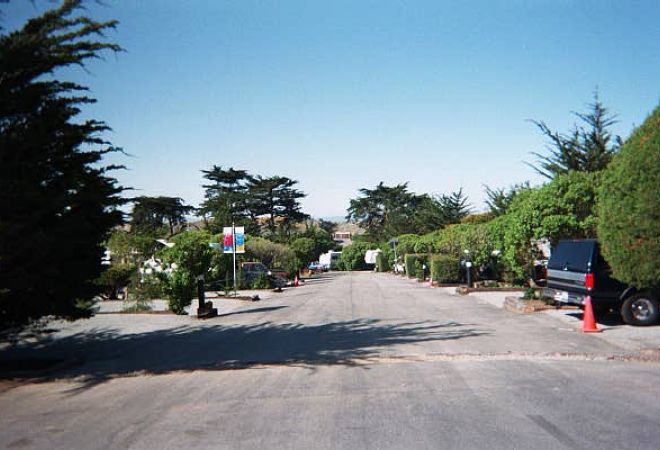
[430,254,460,283]
[376,252,390,272]
[598,106,660,290]
[404,254,427,278]
[337,242,372,271]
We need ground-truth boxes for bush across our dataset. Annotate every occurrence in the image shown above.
[166,270,196,314]
[430,254,460,283]
[130,272,166,300]
[122,276,157,312]
[97,264,135,299]
[414,259,425,280]
[245,237,298,276]
[289,237,316,272]
[489,172,601,282]
[376,251,390,272]
[397,234,423,255]
[161,231,215,314]
[251,272,272,289]
[598,106,660,289]
[338,242,372,271]
[404,254,427,278]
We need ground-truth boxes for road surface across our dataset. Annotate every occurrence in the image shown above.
[1,272,658,449]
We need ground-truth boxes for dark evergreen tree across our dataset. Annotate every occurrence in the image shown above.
[437,188,471,224]
[250,175,302,235]
[199,166,255,233]
[0,1,124,328]
[528,93,621,178]
[347,182,424,240]
[200,167,309,237]
[317,219,338,236]
[130,196,193,237]
[408,194,449,234]
[483,182,530,216]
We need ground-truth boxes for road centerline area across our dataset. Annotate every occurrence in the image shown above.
[1,271,658,449]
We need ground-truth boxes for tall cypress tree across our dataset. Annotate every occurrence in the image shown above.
[131,196,193,237]
[528,93,621,179]
[0,1,124,327]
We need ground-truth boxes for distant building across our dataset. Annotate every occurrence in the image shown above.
[333,231,352,245]
[332,222,363,246]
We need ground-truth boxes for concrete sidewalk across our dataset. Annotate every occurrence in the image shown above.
[466,289,660,352]
[95,288,283,314]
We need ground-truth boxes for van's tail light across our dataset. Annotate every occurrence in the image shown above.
[585,273,595,291]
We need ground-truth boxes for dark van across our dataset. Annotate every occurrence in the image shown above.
[544,239,659,326]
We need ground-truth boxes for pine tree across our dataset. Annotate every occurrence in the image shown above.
[483,182,530,216]
[528,93,621,178]
[200,166,254,232]
[0,1,124,327]
[130,196,193,237]
[438,188,471,224]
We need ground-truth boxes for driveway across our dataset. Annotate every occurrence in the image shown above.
[1,272,658,449]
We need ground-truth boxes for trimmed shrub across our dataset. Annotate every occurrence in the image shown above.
[598,106,660,289]
[245,237,298,276]
[414,259,425,280]
[430,254,460,283]
[397,234,422,255]
[338,242,372,271]
[376,251,390,272]
[404,254,427,278]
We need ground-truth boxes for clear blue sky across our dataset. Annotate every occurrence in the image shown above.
[4,0,659,218]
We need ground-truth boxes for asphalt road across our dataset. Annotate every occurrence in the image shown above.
[1,272,658,449]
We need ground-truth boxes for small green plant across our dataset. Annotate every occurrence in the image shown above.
[222,273,232,296]
[251,273,272,289]
[522,288,537,300]
[123,277,155,312]
[236,269,249,290]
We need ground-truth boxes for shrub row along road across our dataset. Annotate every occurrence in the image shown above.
[1,272,658,449]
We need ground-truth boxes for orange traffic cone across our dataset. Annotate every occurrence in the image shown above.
[581,295,601,333]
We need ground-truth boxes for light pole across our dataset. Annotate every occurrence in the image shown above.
[464,249,472,288]
[231,220,237,297]
[390,238,398,273]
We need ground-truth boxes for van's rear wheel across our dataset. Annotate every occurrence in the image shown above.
[621,293,659,326]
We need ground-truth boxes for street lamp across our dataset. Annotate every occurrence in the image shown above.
[389,239,399,273]
[463,249,472,288]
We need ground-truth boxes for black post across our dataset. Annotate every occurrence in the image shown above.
[197,275,205,314]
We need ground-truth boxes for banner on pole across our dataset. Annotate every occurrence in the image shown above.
[223,226,245,254]
[235,227,245,253]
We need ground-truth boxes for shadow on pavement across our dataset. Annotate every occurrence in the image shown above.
[566,311,658,327]
[0,318,486,391]
[218,306,288,318]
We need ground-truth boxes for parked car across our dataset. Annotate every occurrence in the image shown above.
[241,262,286,288]
[544,239,659,326]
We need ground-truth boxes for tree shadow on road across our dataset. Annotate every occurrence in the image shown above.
[1,318,487,391]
